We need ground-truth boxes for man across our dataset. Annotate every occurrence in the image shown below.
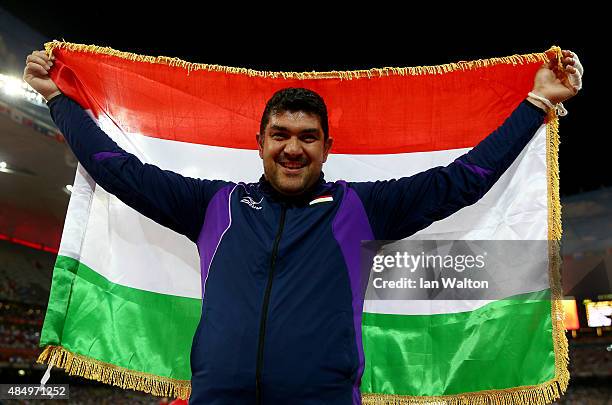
[24,49,580,404]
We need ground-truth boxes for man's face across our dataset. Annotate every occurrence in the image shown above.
[258,110,333,196]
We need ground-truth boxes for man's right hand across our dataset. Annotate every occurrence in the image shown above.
[23,50,61,101]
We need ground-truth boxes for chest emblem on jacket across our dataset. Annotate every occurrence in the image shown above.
[309,195,334,206]
[240,196,264,210]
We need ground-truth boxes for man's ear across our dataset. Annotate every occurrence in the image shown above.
[322,137,333,163]
[256,133,264,159]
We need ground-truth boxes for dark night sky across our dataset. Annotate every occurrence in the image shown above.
[1,2,607,196]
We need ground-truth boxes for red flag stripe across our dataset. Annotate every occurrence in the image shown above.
[50,46,543,154]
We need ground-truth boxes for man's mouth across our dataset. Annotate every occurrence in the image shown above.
[278,161,307,171]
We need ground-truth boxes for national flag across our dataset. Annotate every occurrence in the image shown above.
[37,41,568,403]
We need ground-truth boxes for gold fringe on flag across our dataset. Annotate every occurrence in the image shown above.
[44,40,555,80]
[546,110,571,395]
[37,346,191,399]
[361,378,567,405]
[37,43,569,404]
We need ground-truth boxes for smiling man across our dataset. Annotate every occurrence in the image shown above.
[24,50,581,405]
[257,89,333,197]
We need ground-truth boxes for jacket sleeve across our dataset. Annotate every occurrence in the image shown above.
[349,99,547,240]
[48,94,231,243]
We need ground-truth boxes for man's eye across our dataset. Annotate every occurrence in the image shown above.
[301,135,316,142]
[272,133,287,140]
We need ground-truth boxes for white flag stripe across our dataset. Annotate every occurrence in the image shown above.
[57,164,97,260]
[411,125,547,241]
[96,113,477,183]
[63,114,548,305]
[364,299,514,316]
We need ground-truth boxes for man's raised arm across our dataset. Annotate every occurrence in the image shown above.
[24,50,230,242]
[350,49,582,240]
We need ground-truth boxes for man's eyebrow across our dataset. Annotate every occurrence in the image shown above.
[270,125,289,132]
[270,125,320,134]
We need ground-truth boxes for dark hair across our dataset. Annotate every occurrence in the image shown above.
[260,88,329,139]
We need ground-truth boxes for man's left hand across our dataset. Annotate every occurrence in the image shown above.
[531,49,583,105]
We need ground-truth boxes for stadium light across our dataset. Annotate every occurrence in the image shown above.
[0,75,23,97]
[0,73,47,107]
[0,161,9,174]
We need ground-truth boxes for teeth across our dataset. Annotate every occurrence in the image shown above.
[280,162,304,169]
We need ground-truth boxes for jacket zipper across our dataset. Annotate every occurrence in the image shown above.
[255,204,287,405]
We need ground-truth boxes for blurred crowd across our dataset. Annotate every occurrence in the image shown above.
[556,383,612,404]
[569,344,612,378]
[0,323,40,349]
[0,300,44,365]
[0,267,49,306]
[0,240,53,306]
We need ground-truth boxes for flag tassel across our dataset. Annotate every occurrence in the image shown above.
[546,112,571,398]
[37,345,191,400]
[44,40,557,80]
[362,377,568,404]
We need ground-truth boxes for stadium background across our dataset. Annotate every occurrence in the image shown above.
[0,5,609,404]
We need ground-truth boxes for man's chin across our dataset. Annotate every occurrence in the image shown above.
[272,178,308,196]
[276,184,306,196]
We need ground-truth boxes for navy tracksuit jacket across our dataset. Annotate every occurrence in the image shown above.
[48,95,545,404]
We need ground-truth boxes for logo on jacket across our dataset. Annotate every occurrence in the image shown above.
[240,196,264,210]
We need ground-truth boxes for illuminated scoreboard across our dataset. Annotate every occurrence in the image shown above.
[585,300,612,328]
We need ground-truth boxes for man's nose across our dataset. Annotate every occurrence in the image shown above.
[284,137,302,156]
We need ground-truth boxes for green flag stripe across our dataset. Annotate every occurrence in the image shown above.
[40,255,201,380]
[41,257,555,390]
[361,289,554,396]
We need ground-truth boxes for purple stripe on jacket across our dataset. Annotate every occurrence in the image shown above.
[332,181,375,405]
[455,158,493,178]
[92,151,126,161]
[196,184,235,297]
